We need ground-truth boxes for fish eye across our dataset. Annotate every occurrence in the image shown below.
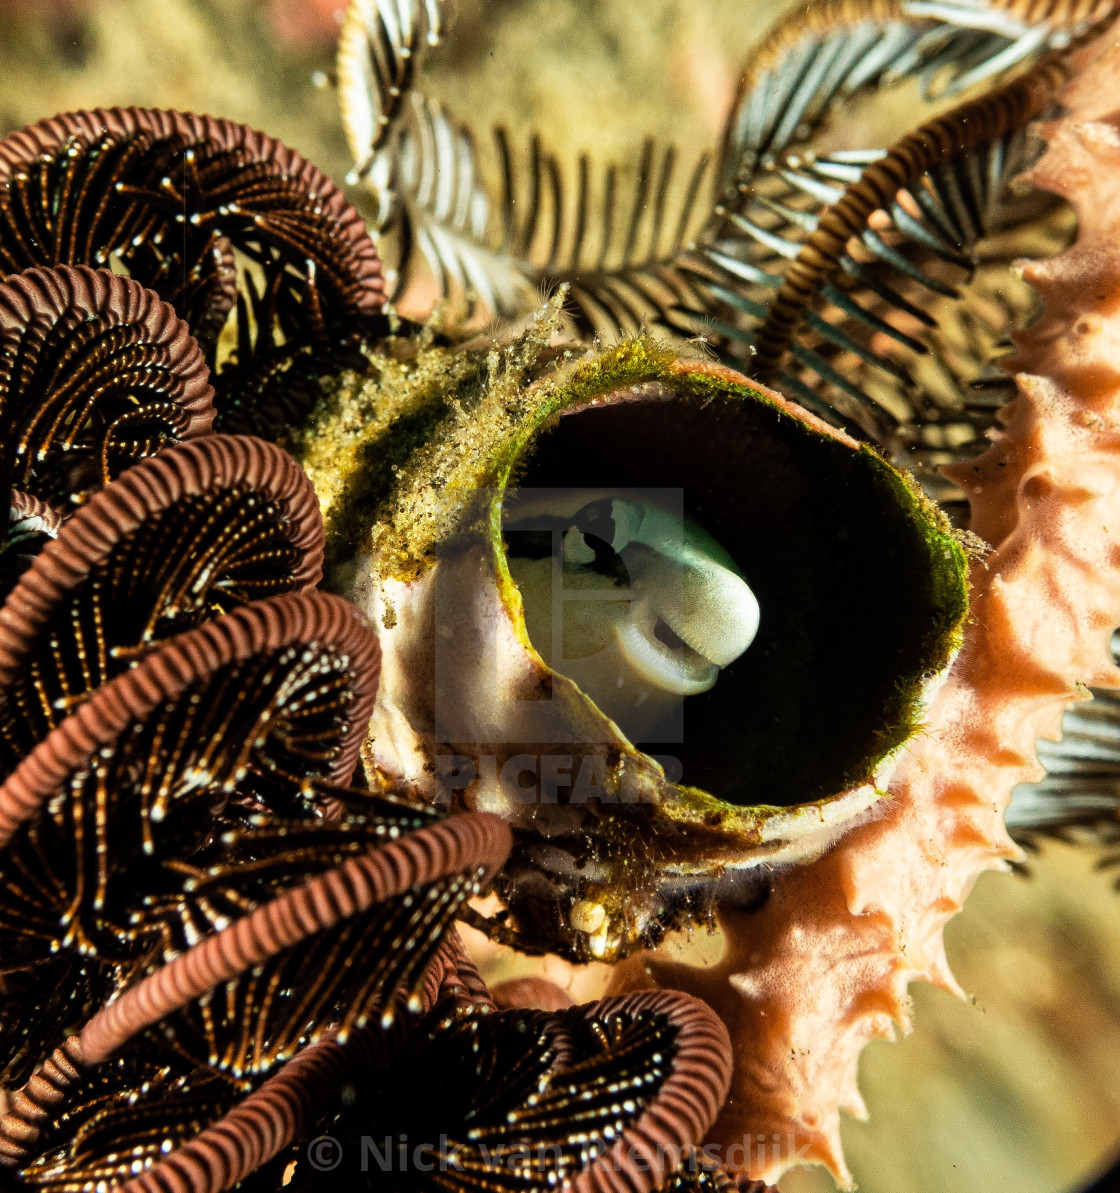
[574,498,617,552]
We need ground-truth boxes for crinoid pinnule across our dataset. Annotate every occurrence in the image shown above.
[420,926,499,1012]
[0,434,325,776]
[332,0,1107,500]
[105,1034,365,1193]
[607,19,1120,1185]
[1,803,511,1190]
[268,987,733,1193]
[0,107,387,437]
[0,586,379,848]
[3,961,746,1193]
[1,491,60,602]
[681,50,1079,523]
[79,805,511,1072]
[0,265,215,511]
[0,588,380,1086]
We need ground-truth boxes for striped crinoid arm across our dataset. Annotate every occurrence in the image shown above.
[79,809,510,1072]
[0,266,214,511]
[333,0,1098,470]
[1,492,60,603]
[559,992,733,1193]
[4,1023,371,1193]
[419,925,499,1011]
[684,55,1073,506]
[0,436,323,774]
[661,1153,778,1193]
[89,1036,388,1193]
[671,0,1118,504]
[1006,661,1120,842]
[337,0,445,205]
[745,56,1067,383]
[14,999,405,1192]
[0,108,387,436]
[5,494,60,541]
[4,964,740,1193]
[13,1027,417,1193]
[0,806,509,1182]
[0,592,378,1087]
[609,20,1120,1187]
[7,1053,243,1188]
[718,0,1118,186]
[269,989,732,1193]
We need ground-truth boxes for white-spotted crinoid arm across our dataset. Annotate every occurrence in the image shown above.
[608,21,1120,1188]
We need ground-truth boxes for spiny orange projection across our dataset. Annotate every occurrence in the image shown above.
[609,22,1120,1186]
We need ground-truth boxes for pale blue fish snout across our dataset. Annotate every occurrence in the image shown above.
[505,491,760,736]
[615,500,760,696]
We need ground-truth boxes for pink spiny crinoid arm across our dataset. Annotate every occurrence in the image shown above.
[609,22,1120,1187]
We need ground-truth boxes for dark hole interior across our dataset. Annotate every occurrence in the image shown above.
[511,393,953,808]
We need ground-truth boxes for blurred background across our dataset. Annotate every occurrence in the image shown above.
[2,2,1119,1190]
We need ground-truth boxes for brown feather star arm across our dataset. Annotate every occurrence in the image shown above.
[0,266,214,516]
[334,0,1091,500]
[3,964,738,1193]
[8,1053,243,1191]
[0,591,378,1089]
[142,784,449,956]
[1,492,60,605]
[0,108,387,438]
[268,989,732,1193]
[663,1153,777,1193]
[0,810,511,1184]
[743,55,1069,385]
[11,1017,408,1193]
[19,1041,356,1193]
[0,434,324,778]
[421,926,499,1013]
[127,807,510,1079]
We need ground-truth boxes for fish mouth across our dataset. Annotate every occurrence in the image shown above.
[616,599,720,696]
